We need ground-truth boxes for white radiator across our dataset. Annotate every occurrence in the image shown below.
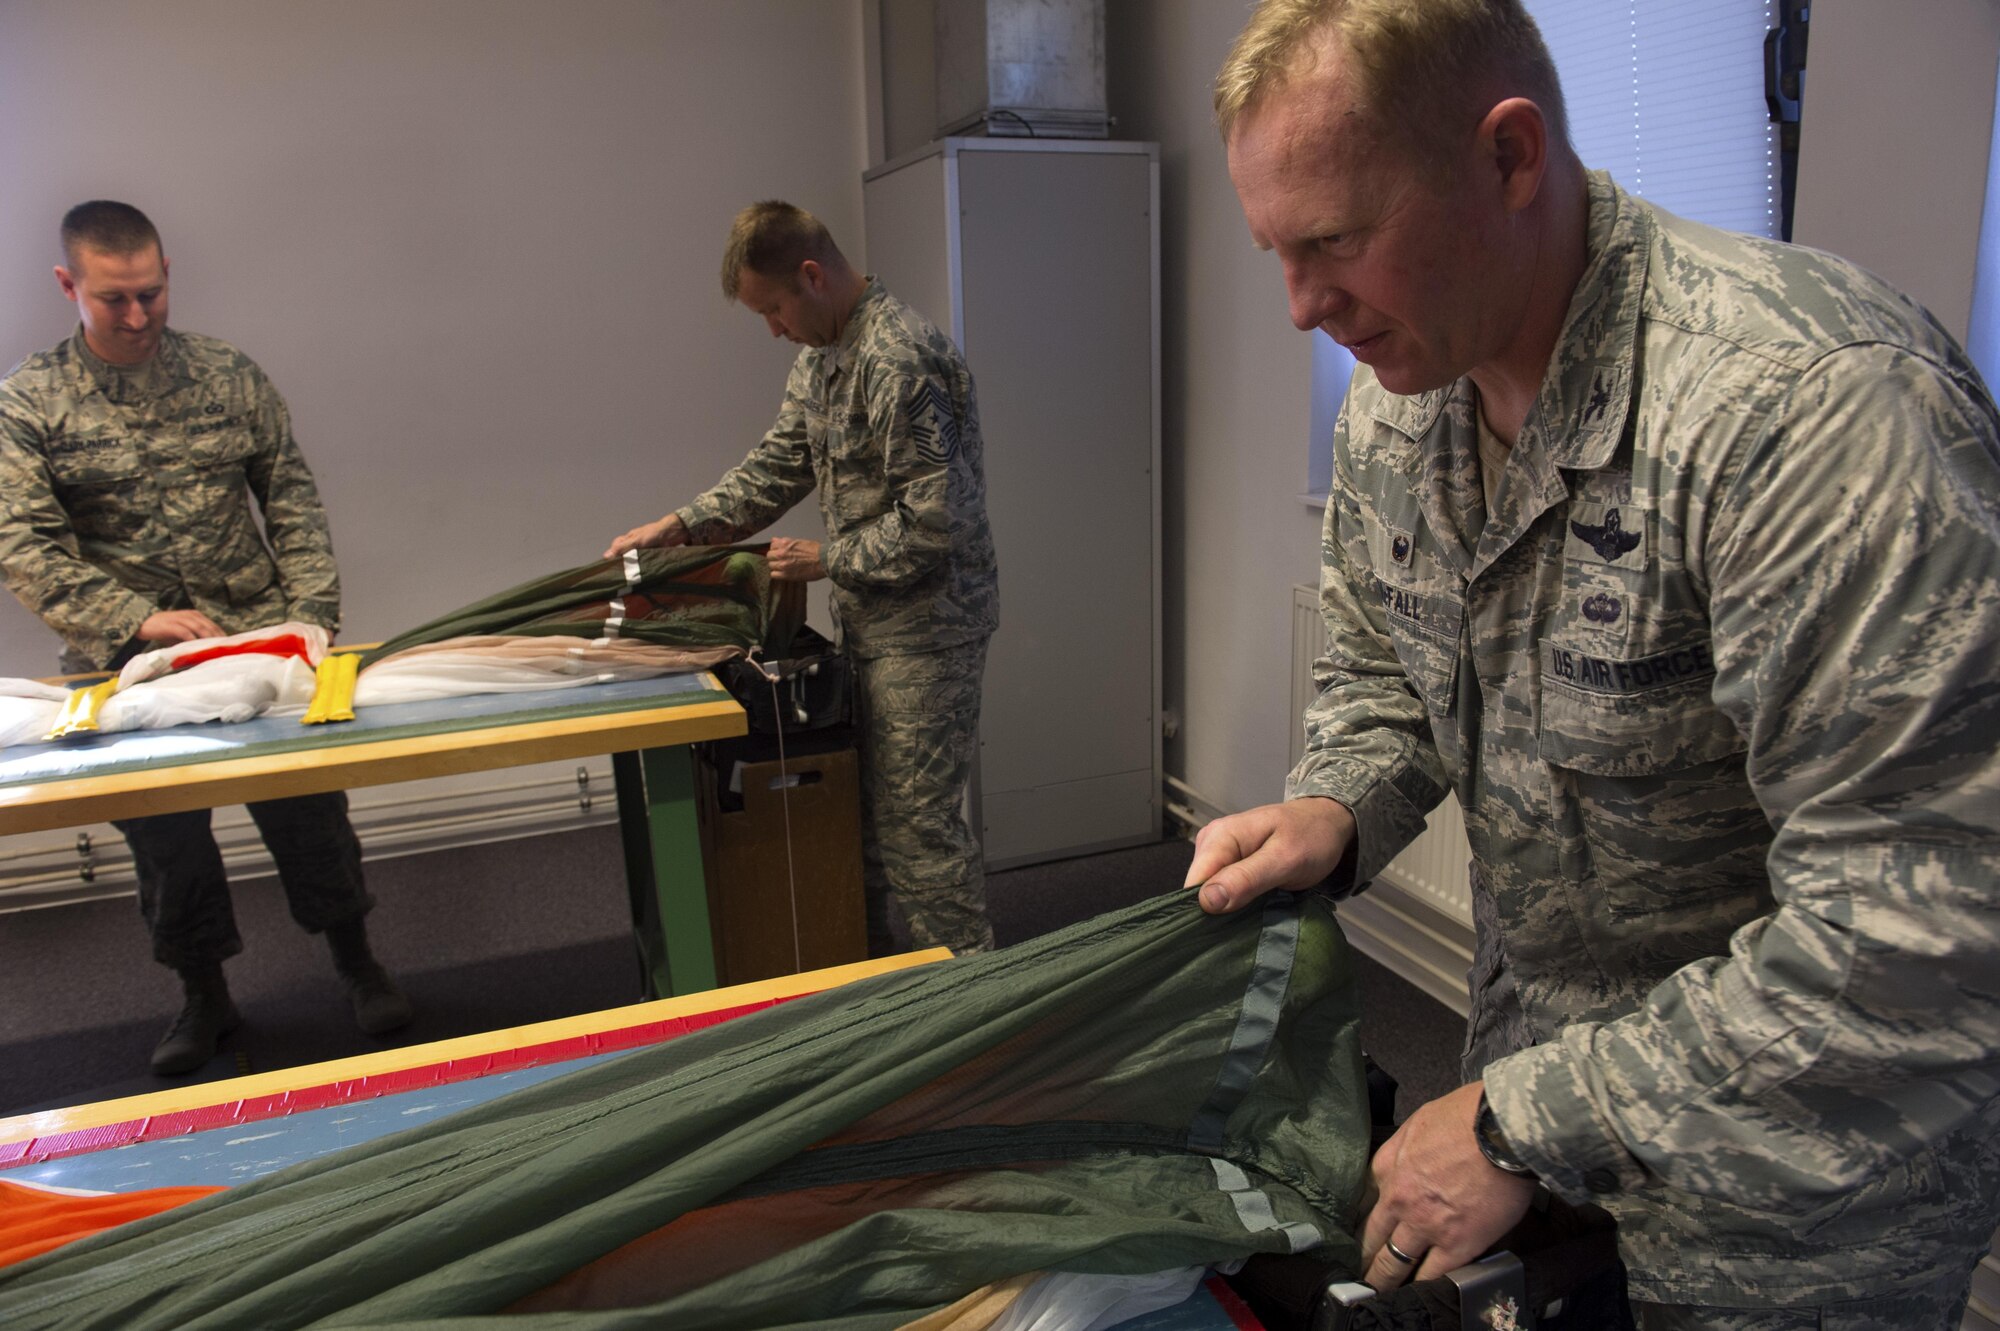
[1379,793,1474,928]
[0,762,615,914]
[1288,584,1322,775]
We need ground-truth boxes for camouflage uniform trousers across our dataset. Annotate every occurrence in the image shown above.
[854,637,993,956]
[74,636,373,971]
[117,792,373,971]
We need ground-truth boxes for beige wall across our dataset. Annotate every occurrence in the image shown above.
[1792,0,2000,341]
[10,0,1992,827]
[0,0,866,678]
[1106,0,1328,817]
[874,0,941,162]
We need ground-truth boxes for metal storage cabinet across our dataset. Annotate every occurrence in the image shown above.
[863,137,1161,868]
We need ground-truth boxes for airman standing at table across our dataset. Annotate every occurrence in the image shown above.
[1187,2,2000,1327]
[0,201,413,1075]
[606,202,999,957]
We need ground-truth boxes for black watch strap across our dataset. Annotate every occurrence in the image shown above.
[1475,1091,1538,1179]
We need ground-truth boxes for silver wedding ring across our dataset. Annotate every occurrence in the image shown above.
[1384,1238,1420,1265]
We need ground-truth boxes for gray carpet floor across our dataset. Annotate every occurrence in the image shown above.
[0,828,1463,1119]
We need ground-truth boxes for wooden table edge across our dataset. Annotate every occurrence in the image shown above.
[0,949,952,1146]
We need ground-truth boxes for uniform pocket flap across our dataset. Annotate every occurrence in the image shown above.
[1372,577,1464,719]
[46,432,146,484]
[1539,665,1745,777]
[223,556,279,604]
[183,424,258,470]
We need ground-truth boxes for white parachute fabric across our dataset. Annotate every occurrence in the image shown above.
[335,636,737,708]
[0,680,67,747]
[98,655,318,732]
[4,628,724,744]
[985,1267,1211,1331]
[9,612,740,746]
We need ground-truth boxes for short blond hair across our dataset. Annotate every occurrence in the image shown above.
[1214,0,1567,160]
[720,201,843,302]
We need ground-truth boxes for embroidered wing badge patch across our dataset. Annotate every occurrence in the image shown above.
[907,380,961,466]
[1569,507,1641,562]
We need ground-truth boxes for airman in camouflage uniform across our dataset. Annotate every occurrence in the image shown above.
[0,326,340,673]
[0,201,410,1075]
[606,202,998,955]
[1193,5,2000,1327]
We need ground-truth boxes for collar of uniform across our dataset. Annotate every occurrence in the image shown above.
[1530,171,1648,471]
[826,277,889,384]
[1360,380,1452,559]
[1364,377,1449,443]
[69,324,190,404]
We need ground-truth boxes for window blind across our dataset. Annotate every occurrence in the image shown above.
[1964,74,2000,390]
[1306,1,1782,489]
[1532,0,1781,237]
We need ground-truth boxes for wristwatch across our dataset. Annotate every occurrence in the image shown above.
[1474,1092,1538,1179]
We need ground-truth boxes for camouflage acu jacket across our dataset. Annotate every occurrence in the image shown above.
[0,327,339,671]
[677,279,998,659]
[1290,174,2000,1303]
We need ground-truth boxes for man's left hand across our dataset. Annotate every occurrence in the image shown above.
[767,537,826,582]
[1358,1081,1538,1291]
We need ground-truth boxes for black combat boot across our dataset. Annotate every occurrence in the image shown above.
[325,918,415,1036]
[151,962,241,1076]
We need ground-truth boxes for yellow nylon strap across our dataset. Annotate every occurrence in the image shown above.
[302,653,360,725]
[46,678,120,739]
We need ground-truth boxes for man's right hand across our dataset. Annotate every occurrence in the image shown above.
[137,609,225,644]
[603,513,689,559]
[1183,797,1356,913]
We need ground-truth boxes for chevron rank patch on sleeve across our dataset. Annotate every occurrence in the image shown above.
[907,379,961,465]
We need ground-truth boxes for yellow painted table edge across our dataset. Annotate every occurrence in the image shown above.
[0,948,952,1147]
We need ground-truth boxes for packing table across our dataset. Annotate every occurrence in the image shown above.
[0,668,746,999]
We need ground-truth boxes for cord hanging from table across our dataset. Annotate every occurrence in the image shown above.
[755,661,805,976]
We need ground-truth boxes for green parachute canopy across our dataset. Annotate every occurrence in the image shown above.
[0,891,1370,1329]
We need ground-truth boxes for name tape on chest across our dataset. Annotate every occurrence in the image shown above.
[1548,641,1713,695]
[184,413,242,437]
[1375,579,1462,641]
[46,434,126,460]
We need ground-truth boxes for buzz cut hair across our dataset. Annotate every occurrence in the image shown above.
[720,201,843,302]
[1213,0,1569,163]
[60,200,162,268]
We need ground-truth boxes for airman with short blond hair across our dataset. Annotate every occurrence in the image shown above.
[1190,5,2000,1327]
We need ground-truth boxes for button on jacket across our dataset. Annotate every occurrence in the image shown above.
[1289,173,2000,1304]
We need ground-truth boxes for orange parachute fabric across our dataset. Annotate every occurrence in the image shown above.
[0,1180,222,1270]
